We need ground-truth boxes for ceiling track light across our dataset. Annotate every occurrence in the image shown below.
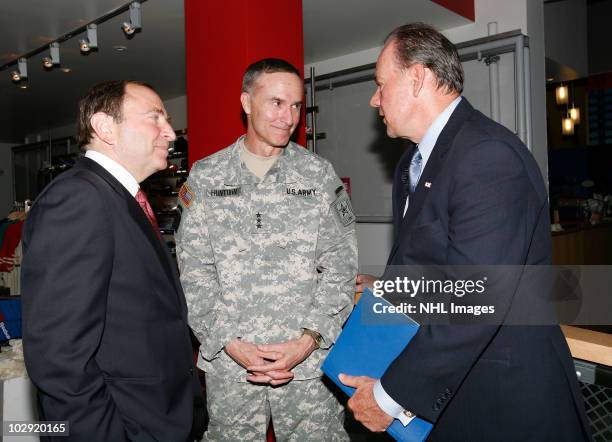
[11,58,28,83]
[79,39,90,52]
[122,1,142,36]
[42,42,61,69]
[80,24,98,53]
[1,1,149,87]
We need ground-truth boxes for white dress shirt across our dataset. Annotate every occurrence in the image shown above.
[85,150,140,197]
[402,96,462,217]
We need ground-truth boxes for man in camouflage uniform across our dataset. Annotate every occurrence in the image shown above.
[176,58,358,441]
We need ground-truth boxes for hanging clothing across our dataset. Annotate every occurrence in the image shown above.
[0,220,24,272]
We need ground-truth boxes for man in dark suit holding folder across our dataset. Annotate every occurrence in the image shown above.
[340,23,590,441]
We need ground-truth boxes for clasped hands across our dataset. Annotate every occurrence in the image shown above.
[224,334,317,386]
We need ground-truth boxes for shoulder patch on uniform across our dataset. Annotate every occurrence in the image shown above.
[178,183,195,208]
[332,193,355,227]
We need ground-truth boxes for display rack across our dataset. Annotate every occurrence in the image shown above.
[140,129,188,257]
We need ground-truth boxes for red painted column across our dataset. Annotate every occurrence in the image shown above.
[184,0,305,166]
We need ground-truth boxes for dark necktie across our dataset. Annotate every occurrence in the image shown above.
[135,189,161,238]
[408,149,423,195]
[401,148,423,217]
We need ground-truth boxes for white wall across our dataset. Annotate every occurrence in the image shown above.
[305,46,381,77]
[306,0,531,75]
[0,143,15,216]
[307,0,547,176]
[356,223,394,274]
[307,0,548,270]
[526,0,548,185]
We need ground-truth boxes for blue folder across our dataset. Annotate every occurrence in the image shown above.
[321,289,433,441]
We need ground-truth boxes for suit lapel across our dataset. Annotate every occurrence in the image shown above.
[387,144,418,264]
[78,158,184,302]
[392,145,417,237]
[387,99,475,264]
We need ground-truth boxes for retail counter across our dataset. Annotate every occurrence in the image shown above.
[562,326,612,367]
[562,326,612,441]
[552,222,612,264]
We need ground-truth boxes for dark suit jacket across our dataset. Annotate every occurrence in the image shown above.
[381,99,591,441]
[22,158,202,442]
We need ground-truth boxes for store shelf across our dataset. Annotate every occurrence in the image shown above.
[141,133,188,258]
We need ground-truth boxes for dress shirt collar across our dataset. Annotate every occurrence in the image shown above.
[85,150,140,197]
[416,95,462,167]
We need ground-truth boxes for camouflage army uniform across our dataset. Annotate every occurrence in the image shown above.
[176,136,357,441]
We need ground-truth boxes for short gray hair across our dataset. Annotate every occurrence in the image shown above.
[242,58,301,93]
[385,22,464,94]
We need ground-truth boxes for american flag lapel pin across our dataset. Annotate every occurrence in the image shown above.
[425,181,432,188]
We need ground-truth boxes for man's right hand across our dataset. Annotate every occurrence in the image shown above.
[224,338,267,369]
[224,338,293,385]
[356,273,378,293]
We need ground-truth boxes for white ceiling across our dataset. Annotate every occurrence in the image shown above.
[303,0,470,64]
[0,0,469,143]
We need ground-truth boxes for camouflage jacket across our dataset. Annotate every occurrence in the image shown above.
[176,137,358,381]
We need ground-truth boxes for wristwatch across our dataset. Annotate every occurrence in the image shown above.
[302,328,324,349]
